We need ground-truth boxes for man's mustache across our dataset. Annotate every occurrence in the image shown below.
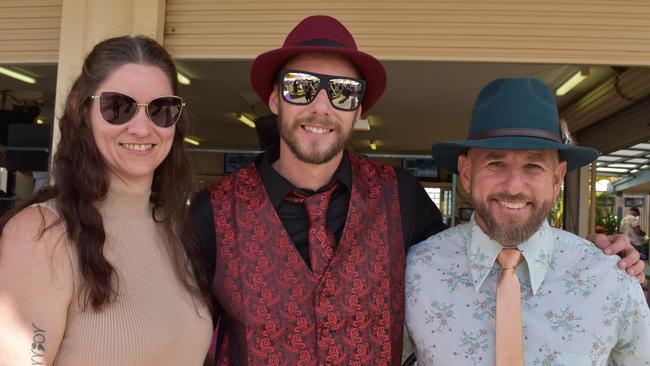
[293,116,339,130]
[488,193,533,203]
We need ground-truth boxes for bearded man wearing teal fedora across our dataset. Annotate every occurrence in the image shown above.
[405,77,650,366]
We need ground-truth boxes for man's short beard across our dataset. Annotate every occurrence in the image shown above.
[472,194,551,247]
[278,114,352,165]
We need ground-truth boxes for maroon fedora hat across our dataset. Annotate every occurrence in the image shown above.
[250,15,387,112]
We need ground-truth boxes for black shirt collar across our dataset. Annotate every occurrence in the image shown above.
[255,143,352,208]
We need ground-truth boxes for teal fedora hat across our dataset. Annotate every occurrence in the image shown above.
[431,77,599,174]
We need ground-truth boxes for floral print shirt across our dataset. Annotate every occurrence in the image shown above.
[405,216,650,366]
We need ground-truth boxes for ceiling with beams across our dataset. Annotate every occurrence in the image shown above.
[597,142,650,176]
[172,60,616,155]
[598,142,650,193]
[1,60,649,191]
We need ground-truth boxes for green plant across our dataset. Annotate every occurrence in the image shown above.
[549,191,564,229]
[595,206,618,235]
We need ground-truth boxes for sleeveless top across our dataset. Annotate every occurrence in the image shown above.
[209,153,406,365]
[39,186,212,366]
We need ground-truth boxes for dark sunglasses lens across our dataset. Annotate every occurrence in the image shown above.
[99,92,137,125]
[329,79,363,111]
[282,72,320,104]
[147,97,183,127]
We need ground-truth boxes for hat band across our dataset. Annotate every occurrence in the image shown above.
[297,39,346,48]
[469,128,562,143]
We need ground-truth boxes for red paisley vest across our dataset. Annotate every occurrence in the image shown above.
[209,153,405,366]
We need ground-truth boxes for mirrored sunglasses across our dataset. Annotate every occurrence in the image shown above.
[279,69,366,111]
[90,91,185,128]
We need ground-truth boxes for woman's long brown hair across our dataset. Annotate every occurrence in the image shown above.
[0,35,213,311]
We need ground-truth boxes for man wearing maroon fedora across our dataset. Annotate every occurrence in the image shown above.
[192,15,446,365]
[192,15,643,366]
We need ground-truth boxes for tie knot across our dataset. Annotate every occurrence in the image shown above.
[497,249,521,270]
[303,182,339,216]
[285,182,340,218]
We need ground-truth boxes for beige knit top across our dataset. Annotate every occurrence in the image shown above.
[48,186,212,366]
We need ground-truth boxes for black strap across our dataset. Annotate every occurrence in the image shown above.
[469,128,562,143]
[298,38,346,47]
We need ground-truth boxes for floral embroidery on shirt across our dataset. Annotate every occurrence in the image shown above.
[544,306,585,341]
[405,272,423,306]
[519,278,533,298]
[535,249,556,272]
[469,246,490,272]
[470,297,496,320]
[563,267,597,297]
[408,245,437,269]
[615,268,630,284]
[602,293,646,332]
[532,344,564,366]
[415,339,436,365]
[440,264,472,293]
[455,329,489,365]
[405,221,650,366]
[590,334,614,362]
[581,242,603,257]
[424,300,455,333]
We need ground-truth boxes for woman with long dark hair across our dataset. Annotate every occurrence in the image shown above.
[0,35,213,365]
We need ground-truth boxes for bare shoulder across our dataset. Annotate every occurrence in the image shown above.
[0,205,73,364]
[0,204,74,292]
[0,204,73,291]
[2,204,65,242]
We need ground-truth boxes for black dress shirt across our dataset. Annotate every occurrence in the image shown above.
[193,144,448,272]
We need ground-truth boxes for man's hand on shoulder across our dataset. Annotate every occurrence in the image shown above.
[588,233,645,283]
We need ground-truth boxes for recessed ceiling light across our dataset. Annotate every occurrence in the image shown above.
[627,158,649,164]
[354,118,370,131]
[183,136,200,146]
[629,143,650,150]
[177,72,191,85]
[597,156,621,162]
[610,149,643,157]
[238,114,256,128]
[556,69,589,96]
[0,66,36,84]
[596,167,629,173]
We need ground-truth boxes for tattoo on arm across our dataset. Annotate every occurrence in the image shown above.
[30,322,46,365]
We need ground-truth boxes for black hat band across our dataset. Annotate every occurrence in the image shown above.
[469,128,562,143]
[298,39,346,48]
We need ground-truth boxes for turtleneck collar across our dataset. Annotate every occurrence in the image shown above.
[96,178,153,221]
